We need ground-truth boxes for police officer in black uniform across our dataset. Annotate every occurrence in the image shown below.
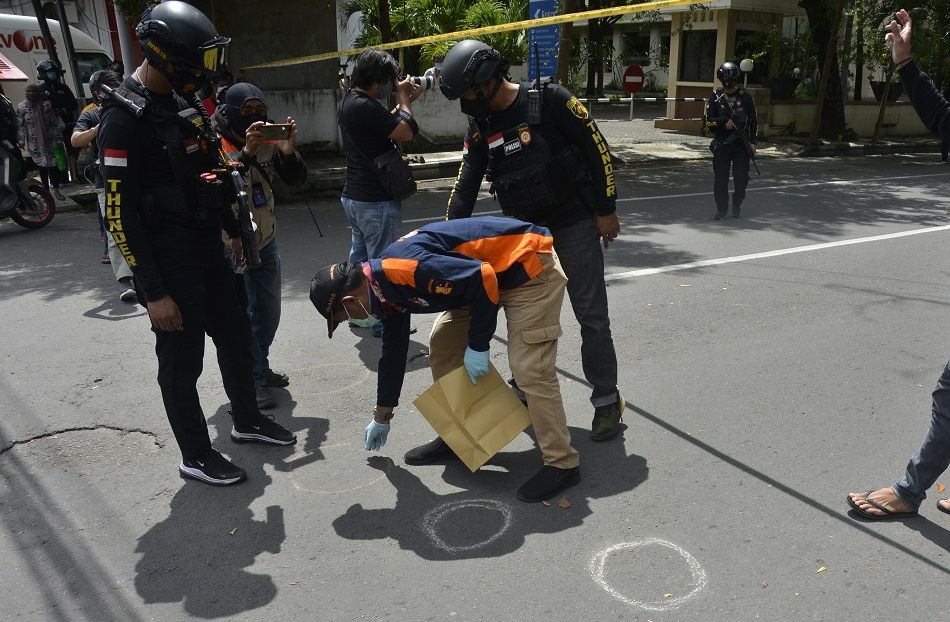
[98,1,296,487]
[438,39,626,443]
[706,61,757,220]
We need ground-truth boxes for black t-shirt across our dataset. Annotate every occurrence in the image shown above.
[74,106,102,187]
[338,89,400,201]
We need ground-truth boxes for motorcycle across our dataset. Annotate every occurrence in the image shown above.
[0,139,55,229]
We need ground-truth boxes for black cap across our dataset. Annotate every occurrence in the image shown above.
[310,262,355,338]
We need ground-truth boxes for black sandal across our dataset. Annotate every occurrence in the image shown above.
[846,490,918,520]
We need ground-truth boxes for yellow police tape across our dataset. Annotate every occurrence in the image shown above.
[244,0,701,70]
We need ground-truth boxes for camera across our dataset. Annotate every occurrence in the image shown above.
[410,67,438,91]
[410,74,435,90]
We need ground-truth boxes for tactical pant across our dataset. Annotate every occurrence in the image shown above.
[712,141,750,213]
[428,252,579,469]
[144,252,262,459]
[550,216,620,407]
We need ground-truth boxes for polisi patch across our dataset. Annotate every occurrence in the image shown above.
[503,139,522,156]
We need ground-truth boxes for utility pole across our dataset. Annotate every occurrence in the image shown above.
[113,2,137,77]
[54,0,85,97]
[30,0,63,71]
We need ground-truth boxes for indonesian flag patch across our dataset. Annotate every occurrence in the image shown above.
[487,133,504,149]
[103,148,128,167]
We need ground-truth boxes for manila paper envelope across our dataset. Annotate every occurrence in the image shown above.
[413,363,530,472]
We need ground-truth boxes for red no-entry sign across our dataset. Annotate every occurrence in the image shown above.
[623,64,645,94]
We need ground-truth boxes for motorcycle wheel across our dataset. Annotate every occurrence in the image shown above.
[11,183,55,229]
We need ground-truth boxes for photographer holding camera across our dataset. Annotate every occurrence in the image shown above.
[337,50,422,337]
[98,1,296,487]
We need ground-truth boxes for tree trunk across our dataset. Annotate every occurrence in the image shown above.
[586,0,601,98]
[800,0,848,139]
[378,0,392,44]
[853,0,864,101]
[555,0,576,84]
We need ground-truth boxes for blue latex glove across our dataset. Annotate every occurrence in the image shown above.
[364,420,390,451]
[463,346,490,385]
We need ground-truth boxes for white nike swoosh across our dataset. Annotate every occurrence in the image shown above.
[196,460,205,467]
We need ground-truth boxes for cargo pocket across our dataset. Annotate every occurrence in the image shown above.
[517,323,563,379]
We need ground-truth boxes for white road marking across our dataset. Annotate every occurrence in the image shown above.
[421,499,512,554]
[606,224,950,282]
[617,171,948,203]
[590,539,707,612]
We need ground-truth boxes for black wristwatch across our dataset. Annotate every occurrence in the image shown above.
[373,408,394,423]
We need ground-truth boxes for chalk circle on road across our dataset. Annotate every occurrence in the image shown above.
[288,363,372,395]
[589,539,707,612]
[288,443,389,495]
[421,499,513,554]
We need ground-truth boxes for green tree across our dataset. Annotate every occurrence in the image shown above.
[340,0,528,75]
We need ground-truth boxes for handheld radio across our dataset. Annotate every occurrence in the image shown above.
[527,43,543,125]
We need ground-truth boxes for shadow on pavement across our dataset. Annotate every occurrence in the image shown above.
[133,401,327,618]
[332,426,647,561]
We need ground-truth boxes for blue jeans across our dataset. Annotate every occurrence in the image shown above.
[892,360,950,510]
[550,217,619,407]
[340,196,402,263]
[244,239,281,387]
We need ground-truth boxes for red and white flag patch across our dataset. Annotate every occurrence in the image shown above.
[487,133,504,149]
[103,148,128,167]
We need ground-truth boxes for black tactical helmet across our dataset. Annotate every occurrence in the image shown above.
[36,59,62,79]
[136,1,230,75]
[439,39,508,100]
[716,61,742,85]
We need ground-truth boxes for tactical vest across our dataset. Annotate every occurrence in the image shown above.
[478,92,588,225]
[221,137,277,249]
[104,85,226,224]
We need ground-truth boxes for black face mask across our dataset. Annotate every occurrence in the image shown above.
[162,62,208,96]
[235,113,267,137]
[459,79,502,118]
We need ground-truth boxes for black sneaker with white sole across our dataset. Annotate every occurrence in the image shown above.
[179,449,246,486]
[231,415,296,445]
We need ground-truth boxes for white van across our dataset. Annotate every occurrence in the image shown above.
[0,13,112,105]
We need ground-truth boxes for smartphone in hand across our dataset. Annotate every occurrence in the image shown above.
[258,123,293,141]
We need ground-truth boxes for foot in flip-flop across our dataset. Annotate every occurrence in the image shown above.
[846,487,918,520]
[938,499,950,515]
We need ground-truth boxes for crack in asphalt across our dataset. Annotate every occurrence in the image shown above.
[0,425,163,455]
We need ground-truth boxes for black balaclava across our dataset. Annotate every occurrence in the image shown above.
[221,82,268,138]
[459,78,503,118]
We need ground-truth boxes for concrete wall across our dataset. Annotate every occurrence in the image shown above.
[766,101,929,138]
[205,0,338,91]
[264,85,467,153]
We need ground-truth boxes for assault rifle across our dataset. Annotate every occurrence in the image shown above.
[228,162,260,270]
[714,90,760,175]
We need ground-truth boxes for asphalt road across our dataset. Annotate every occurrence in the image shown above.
[2,153,950,621]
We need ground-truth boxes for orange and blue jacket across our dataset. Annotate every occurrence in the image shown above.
[368,216,554,407]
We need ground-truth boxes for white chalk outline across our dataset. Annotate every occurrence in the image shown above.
[589,539,707,612]
[288,444,389,494]
[421,499,512,554]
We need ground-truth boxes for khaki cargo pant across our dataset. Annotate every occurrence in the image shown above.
[428,251,578,469]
